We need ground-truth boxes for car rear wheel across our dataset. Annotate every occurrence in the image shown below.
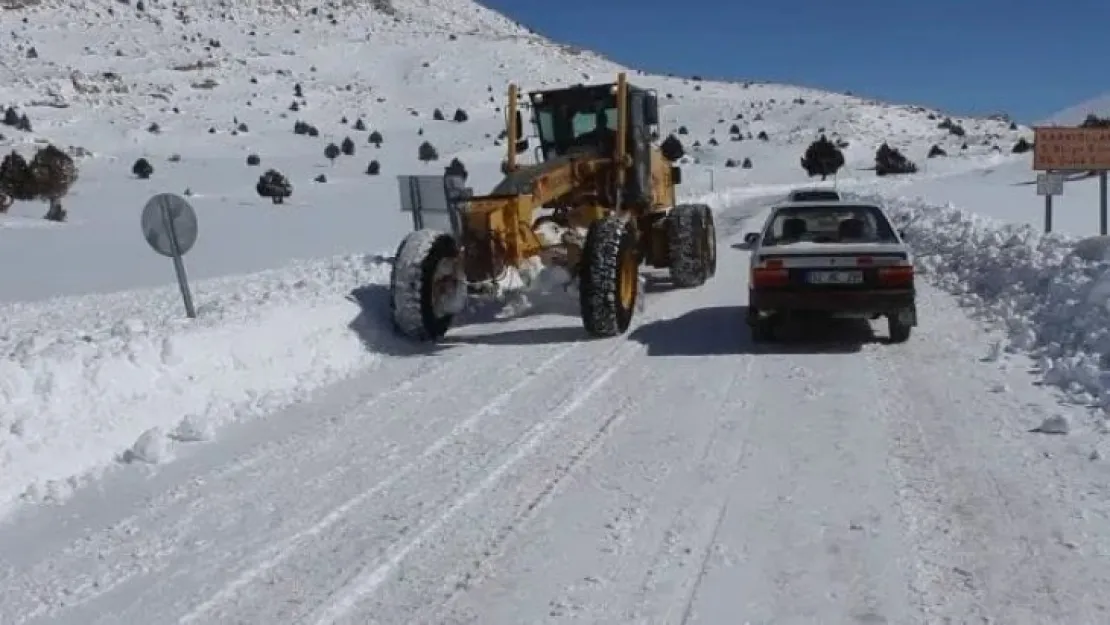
[747,308,775,342]
[887,314,911,343]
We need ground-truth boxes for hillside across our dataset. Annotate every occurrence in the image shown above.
[1042,92,1110,125]
[0,0,1029,300]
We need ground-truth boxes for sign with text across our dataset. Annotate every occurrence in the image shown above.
[1033,127,1110,171]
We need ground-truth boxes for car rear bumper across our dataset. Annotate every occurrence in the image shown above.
[749,288,915,316]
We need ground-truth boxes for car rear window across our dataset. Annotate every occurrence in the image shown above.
[789,190,840,201]
[763,204,898,245]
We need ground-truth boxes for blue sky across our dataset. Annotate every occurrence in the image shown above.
[481,0,1107,122]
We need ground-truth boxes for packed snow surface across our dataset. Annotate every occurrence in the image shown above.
[3,0,1110,621]
[4,195,1110,625]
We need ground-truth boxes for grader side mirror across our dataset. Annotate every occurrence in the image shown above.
[644,93,659,125]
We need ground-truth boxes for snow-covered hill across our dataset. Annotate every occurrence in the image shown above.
[1041,91,1110,125]
[0,0,1028,301]
[6,2,1110,622]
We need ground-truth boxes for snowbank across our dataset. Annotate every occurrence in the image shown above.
[854,191,1110,408]
[0,254,395,510]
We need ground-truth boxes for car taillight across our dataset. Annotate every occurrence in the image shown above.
[877,264,914,286]
[751,265,788,287]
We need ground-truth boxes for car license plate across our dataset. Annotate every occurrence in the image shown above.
[807,270,862,284]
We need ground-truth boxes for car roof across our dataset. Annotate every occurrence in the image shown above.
[769,200,883,210]
[788,188,839,195]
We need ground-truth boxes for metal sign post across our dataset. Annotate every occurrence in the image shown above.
[140,193,199,318]
[1033,126,1110,234]
[1102,171,1108,235]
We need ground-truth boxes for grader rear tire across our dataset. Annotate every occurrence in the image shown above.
[700,204,718,278]
[390,229,466,341]
[579,216,639,337]
[667,203,715,288]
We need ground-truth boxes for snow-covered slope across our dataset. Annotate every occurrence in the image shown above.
[5,1,1110,620]
[1041,92,1110,125]
[0,0,1026,302]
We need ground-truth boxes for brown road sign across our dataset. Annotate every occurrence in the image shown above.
[1033,126,1110,170]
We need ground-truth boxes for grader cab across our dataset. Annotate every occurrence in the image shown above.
[389,72,717,341]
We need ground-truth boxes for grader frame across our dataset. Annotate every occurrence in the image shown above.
[389,72,717,341]
[459,73,682,281]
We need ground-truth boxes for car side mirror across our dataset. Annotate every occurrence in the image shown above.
[744,232,759,244]
[515,138,529,154]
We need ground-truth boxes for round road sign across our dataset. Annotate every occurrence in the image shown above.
[141,193,198,257]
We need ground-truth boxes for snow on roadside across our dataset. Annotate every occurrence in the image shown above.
[854,191,1110,410]
[0,253,393,511]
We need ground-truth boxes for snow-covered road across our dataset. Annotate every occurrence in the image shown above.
[3,198,1110,624]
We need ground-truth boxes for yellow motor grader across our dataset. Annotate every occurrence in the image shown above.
[389,72,717,341]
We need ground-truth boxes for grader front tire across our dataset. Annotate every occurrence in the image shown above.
[667,203,715,288]
[579,216,639,338]
[390,229,465,341]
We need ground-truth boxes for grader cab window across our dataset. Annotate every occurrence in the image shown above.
[570,109,617,136]
[530,86,619,159]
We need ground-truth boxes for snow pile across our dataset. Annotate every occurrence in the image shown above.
[0,254,394,509]
[857,191,1110,407]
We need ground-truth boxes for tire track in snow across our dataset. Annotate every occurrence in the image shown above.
[673,341,918,625]
[418,240,765,624]
[413,353,758,624]
[176,340,584,625]
[177,296,693,623]
[345,313,758,624]
[304,360,626,625]
[618,355,759,625]
[1,340,572,625]
[265,271,750,622]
